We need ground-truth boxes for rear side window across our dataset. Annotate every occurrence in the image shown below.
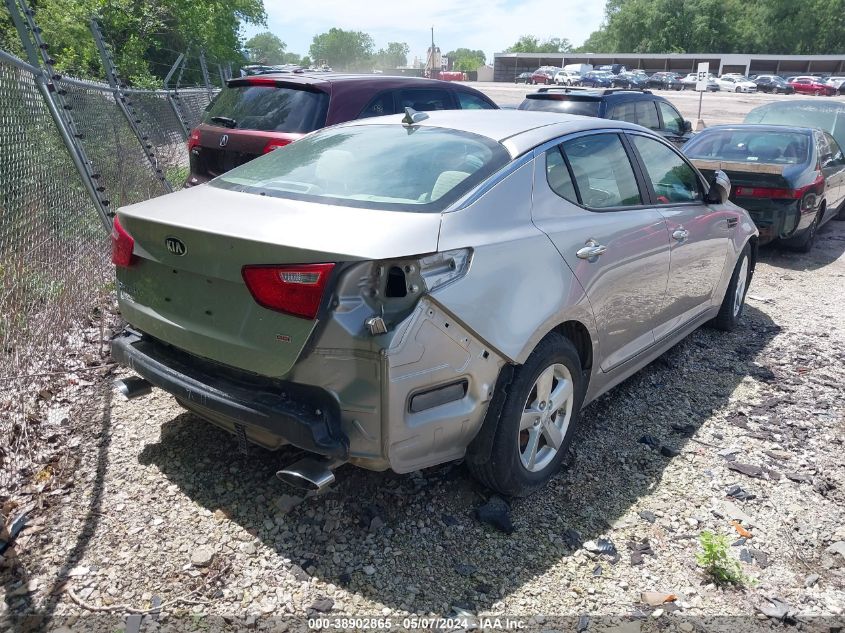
[608,102,637,124]
[519,97,600,117]
[657,102,684,135]
[636,101,660,130]
[629,135,702,204]
[545,148,578,202]
[202,85,329,133]
[561,134,642,208]
[457,92,495,110]
[396,89,453,112]
[358,92,396,119]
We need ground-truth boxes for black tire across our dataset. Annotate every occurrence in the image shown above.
[467,332,585,498]
[735,86,742,93]
[783,207,823,252]
[711,243,752,331]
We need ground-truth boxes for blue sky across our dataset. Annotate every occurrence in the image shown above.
[244,0,606,65]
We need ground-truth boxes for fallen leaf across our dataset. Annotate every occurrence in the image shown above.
[731,520,753,539]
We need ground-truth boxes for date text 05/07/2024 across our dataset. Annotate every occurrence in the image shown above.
[307,617,527,630]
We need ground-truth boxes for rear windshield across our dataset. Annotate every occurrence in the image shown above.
[685,129,811,165]
[211,125,510,212]
[202,85,329,133]
[519,97,600,117]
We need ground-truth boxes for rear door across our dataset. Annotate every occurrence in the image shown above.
[820,131,845,215]
[626,132,733,337]
[531,131,671,371]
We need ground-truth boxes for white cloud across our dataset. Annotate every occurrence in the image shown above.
[249,0,606,63]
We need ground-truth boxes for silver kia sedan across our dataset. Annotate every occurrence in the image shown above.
[111,110,758,497]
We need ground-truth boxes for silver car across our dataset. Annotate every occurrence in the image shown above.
[111,110,758,497]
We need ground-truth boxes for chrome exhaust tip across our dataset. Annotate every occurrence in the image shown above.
[276,457,342,492]
[114,376,152,400]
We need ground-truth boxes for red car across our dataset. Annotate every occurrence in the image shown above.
[788,76,837,96]
[186,74,498,187]
[530,66,560,85]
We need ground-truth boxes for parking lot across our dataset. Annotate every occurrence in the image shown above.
[3,79,845,631]
[474,81,845,125]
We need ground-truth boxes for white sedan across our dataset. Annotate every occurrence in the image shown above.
[717,76,757,93]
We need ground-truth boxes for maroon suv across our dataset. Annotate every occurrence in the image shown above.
[186,74,498,186]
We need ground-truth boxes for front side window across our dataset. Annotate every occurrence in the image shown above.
[630,135,702,204]
[457,92,495,110]
[560,134,642,208]
[658,102,684,135]
[396,89,453,112]
[211,125,510,212]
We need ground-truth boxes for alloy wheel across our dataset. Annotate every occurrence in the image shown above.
[518,363,574,473]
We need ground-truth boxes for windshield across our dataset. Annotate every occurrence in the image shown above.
[685,129,811,165]
[211,125,511,212]
[519,97,600,117]
[202,85,329,133]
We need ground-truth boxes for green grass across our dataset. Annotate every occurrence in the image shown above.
[696,531,753,586]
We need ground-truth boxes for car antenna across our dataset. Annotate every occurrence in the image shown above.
[402,107,429,125]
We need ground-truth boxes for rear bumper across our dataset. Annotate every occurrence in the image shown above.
[111,330,348,459]
[736,198,804,244]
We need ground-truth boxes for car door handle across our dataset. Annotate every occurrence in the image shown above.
[672,229,689,241]
[726,217,738,228]
[576,239,607,260]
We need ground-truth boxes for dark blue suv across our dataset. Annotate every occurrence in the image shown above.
[517,87,692,147]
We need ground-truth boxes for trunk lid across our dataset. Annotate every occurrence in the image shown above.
[115,185,442,378]
[192,127,304,179]
[689,159,796,197]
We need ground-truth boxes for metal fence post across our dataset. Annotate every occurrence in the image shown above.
[89,19,172,193]
[199,49,213,98]
[163,53,189,139]
[4,0,113,231]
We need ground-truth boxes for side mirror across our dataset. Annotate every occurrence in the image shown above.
[704,170,731,204]
[683,120,692,133]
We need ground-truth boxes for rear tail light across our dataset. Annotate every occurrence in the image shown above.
[244,77,278,86]
[734,172,823,202]
[242,263,335,320]
[187,128,201,153]
[263,139,292,153]
[111,216,135,268]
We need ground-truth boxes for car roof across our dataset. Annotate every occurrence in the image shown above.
[693,124,815,136]
[329,109,649,157]
[227,73,473,90]
[525,88,662,103]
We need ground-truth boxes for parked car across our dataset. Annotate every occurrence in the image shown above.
[554,69,581,86]
[612,72,649,90]
[717,76,757,93]
[518,87,692,147]
[684,125,845,250]
[111,110,756,498]
[562,63,593,76]
[186,74,497,187]
[531,66,560,85]
[647,72,684,91]
[579,71,615,88]
[515,72,533,84]
[744,100,845,158]
[681,73,720,91]
[824,76,845,94]
[597,63,626,75]
[753,75,795,94]
[788,76,836,96]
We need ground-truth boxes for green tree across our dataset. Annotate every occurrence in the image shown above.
[506,35,573,53]
[309,28,374,71]
[1,0,266,86]
[245,31,287,64]
[446,48,486,72]
[373,42,409,69]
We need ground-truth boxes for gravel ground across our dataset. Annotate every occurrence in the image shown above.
[2,150,845,632]
[474,82,845,126]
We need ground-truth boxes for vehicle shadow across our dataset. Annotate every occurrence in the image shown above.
[139,305,779,616]
[757,217,845,271]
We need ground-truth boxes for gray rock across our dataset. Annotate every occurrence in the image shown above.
[804,573,820,587]
[190,546,214,567]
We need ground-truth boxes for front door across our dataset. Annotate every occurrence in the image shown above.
[531,132,671,372]
[625,132,733,338]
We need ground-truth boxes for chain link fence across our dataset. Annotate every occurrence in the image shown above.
[0,46,216,492]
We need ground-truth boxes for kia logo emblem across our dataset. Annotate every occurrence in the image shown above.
[165,237,187,256]
[219,134,229,147]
